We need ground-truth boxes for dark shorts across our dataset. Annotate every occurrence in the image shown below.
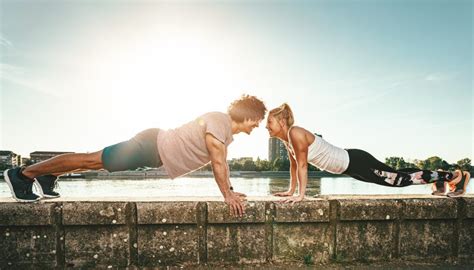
[101,128,163,172]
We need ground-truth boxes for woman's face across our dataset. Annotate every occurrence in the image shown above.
[265,115,283,137]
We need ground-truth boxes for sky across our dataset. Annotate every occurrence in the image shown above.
[0,0,472,164]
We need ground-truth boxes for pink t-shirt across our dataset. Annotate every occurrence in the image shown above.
[157,112,234,179]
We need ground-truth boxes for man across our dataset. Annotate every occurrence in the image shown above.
[4,95,267,216]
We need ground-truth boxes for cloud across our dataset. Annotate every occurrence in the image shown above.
[0,34,13,48]
[425,73,455,82]
[0,63,65,98]
[317,75,414,117]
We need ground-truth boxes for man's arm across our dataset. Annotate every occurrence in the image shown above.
[205,133,245,216]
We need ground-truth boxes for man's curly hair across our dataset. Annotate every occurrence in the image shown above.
[228,94,267,123]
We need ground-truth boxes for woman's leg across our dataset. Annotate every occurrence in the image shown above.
[345,149,413,187]
[345,149,455,187]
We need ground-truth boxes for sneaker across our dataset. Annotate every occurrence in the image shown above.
[447,171,471,197]
[34,175,60,198]
[3,168,40,202]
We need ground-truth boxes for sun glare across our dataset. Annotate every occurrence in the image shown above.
[86,30,242,133]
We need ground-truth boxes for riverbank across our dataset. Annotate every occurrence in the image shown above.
[79,170,340,180]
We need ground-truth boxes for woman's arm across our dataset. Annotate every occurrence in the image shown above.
[282,128,309,203]
[274,150,297,196]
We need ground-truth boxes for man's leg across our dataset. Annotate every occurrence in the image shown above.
[22,151,104,180]
[4,151,104,202]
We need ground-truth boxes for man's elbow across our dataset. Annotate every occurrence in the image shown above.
[211,160,226,170]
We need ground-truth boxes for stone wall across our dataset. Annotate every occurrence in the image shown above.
[0,195,472,268]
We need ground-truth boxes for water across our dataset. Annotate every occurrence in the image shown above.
[1,177,472,198]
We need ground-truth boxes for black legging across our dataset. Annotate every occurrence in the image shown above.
[342,149,453,187]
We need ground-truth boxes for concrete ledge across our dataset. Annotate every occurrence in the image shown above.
[338,199,399,221]
[137,202,198,224]
[403,198,457,220]
[63,202,128,225]
[208,201,266,224]
[0,195,473,268]
[0,203,55,226]
[274,200,330,223]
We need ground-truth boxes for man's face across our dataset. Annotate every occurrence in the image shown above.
[242,118,262,134]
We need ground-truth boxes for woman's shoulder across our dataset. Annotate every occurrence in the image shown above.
[289,126,312,137]
[288,126,314,145]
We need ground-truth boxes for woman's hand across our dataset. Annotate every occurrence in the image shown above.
[281,195,305,204]
[273,190,295,197]
[232,191,247,198]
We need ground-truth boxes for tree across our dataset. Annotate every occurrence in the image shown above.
[386,157,405,170]
[242,159,257,171]
[230,161,242,171]
[255,158,271,171]
[272,157,283,171]
[421,156,450,171]
[385,157,418,170]
[456,158,472,172]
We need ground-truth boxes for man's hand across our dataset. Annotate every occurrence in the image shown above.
[281,195,304,205]
[225,193,246,217]
[273,190,294,197]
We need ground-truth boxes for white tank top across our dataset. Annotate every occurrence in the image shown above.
[286,127,350,174]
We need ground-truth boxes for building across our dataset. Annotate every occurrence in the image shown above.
[21,157,30,166]
[0,150,20,168]
[268,138,288,163]
[30,151,74,164]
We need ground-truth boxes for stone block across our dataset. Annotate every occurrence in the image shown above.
[336,221,395,262]
[459,219,474,260]
[0,202,55,226]
[400,220,455,260]
[138,224,198,266]
[207,201,265,224]
[463,197,474,219]
[273,223,331,264]
[63,202,128,225]
[137,202,198,224]
[274,200,330,223]
[64,226,129,268]
[339,199,399,221]
[0,226,57,268]
[207,224,266,263]
[402,198,457,220]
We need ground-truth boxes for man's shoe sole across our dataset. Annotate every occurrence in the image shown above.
[3,169,40,203]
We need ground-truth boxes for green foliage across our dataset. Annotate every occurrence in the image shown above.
[303,254,314,265]
[387,156,472,172]
[456,158,471,172]
[192,156,472,173]
[242,159,257,171]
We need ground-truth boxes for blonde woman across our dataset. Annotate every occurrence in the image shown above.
[265,103,469,203]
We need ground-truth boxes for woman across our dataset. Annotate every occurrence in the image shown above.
[265,103,469,203]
